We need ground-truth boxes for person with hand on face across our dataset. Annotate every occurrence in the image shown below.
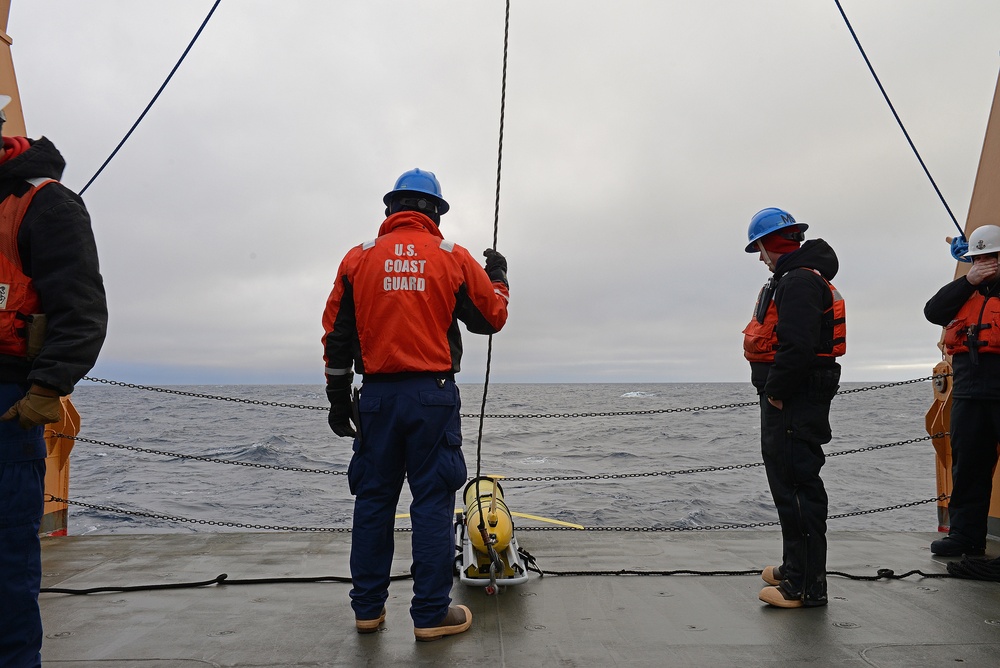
[742,207,845,609]
[321,168,509,641]
[925,224,1000,557]
[0,93,108,667]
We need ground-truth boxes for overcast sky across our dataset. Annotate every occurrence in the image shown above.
[8,1,1000,384]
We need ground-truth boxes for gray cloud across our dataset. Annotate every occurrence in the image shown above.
[9,1,999,384]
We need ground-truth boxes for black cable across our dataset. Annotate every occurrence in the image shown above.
[78,0,223,195]
[41,572,413,596]
[833,0,963,237]
[947,555,1000,581]
[473,0,512,542]
[524,565,954,580]
[42,562,960,596]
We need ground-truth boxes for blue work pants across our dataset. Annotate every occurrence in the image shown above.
[0,383,47,668]
[347,377,466,628]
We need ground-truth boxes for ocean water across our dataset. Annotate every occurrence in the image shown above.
[63,380,942,536]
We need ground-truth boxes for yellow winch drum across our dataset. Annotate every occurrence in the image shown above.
[463,477,514,553]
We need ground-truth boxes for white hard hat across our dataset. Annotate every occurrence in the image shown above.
[965,225,1000,257]
[0,95,9,111]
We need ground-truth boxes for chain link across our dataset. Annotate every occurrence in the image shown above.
[47,495,353,532]
[499,434,941,482]
[834,374,948,395]
[82,374,947,420]
[68,375,951,532]
[58,433,346,476]
[63,431,941,481]
[467,400,759,419]
[50,494,945,533]
[514,495,947,532]
[81,375,329,410]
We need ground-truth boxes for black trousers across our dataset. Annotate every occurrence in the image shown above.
[759,393,832,601]
[947,397,1000,547]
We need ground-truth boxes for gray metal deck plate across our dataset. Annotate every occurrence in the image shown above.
[39,531,1000,667]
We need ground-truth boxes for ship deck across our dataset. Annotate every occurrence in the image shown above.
[40,530,1000,667]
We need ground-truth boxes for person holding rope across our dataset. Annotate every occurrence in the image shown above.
[0,93,108,667]
[924,224,1000,557]
[322,168,509,641]
[742,207,845,609]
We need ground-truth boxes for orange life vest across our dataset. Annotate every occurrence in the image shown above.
[0,177,53,358]
[943,289,1000,357]
[743,269,846,363]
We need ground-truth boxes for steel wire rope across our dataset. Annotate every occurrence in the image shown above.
[833,0,962,237]
[78,0,223,196]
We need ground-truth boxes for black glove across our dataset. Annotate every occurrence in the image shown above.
[328,401,357,438]
[326,373,357,438]
[483,248,508,287]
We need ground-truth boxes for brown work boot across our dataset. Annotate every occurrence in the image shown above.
[761,565,783,586]
[759,584,828,608]
[759,585,803,609]
[413,605,472,642]
[356,607,386,634]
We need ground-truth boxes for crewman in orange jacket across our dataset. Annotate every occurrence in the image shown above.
[322,168,509,641]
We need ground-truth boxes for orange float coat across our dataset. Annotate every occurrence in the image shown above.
[0,178,52,358]
[943,290,1000,356]
[743,269,846,364]
[322,211,509,378]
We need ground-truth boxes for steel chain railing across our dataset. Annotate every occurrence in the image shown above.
[66,374,951,531]
[493,434,943,482]
[81,376,329,411]
[58,434,346,476]
[81,373,949,420]
[47,493,947,533]
[46,495,352,533]
[59,432,943,482]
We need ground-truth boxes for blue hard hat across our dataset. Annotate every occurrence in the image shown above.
[745,207,808,253]
[383,168,450,215]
